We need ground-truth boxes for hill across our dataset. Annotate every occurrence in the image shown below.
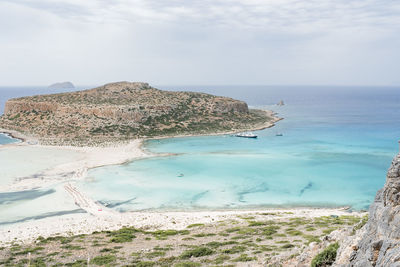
[0,82,278,145]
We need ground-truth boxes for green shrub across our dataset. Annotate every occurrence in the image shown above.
[233,253,256,262]
[180,247,214,259]
[281,244,295,249]
[151,230,189,240]
[145,251,166,258]
[90,254,116,265]
[262,226,280,236]
[174,262,201,267]
[221,245,247,254]
[108,227,138,243]
[133,261,156,267]
[248,221,267,226]
[311,242,339,267]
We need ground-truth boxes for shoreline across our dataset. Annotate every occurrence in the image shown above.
[144,109,283,141]
[0,109,282,147]
[0,109,294,246]
[0,129,26,144]
[0,108,281,193]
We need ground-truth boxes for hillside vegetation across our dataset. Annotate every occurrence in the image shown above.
[0,82,275,145]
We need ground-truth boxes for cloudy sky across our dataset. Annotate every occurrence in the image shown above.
[1,0,399,86]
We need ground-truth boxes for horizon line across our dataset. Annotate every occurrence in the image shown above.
[0,83,400,88]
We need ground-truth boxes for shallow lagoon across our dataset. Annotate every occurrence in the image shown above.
[0,146,84,225]
[80,87,400,211]
[0,184,84,225]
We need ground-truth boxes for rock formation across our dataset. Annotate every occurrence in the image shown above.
[48,81,75,89]
[335,153,400,266]
[0,82,275,145]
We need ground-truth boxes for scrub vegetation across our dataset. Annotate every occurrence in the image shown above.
[0,213,366,266]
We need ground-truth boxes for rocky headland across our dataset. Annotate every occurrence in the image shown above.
[0,82,278,145]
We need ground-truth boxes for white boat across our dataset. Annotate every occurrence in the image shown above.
[235,132,258,138]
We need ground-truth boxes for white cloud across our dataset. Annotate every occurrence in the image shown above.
[0,0,399,85]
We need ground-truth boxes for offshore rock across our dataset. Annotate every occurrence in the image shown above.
[48,81,75,89]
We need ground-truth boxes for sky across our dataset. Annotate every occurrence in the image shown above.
[0,0,399,86]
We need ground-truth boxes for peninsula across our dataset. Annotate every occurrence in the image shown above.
[0,82,278,145]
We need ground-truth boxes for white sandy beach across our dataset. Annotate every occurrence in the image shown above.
[0,139,148,192]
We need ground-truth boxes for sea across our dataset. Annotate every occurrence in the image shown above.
[1,85,400,215]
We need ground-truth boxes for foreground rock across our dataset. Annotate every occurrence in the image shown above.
[0,82,277,145]
[335,153,400,266]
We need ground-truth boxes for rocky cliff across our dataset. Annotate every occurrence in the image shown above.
[335,153,400,266]
[0,82,275,145]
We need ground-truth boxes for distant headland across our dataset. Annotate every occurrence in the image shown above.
[48,81,75,89]
[0,82,280,146]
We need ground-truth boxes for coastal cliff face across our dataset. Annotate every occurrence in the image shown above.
[0,82,273,145]
[335,153,400,266]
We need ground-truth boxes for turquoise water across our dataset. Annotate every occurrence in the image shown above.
[79,87,400,211]
[0,133,19,145]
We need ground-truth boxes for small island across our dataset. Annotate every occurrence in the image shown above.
[0,82,279,146]
[48,81,75,89]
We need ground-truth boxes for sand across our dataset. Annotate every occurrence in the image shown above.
[0,139,148,192]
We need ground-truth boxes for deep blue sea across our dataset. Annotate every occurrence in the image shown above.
[1,85,400,211]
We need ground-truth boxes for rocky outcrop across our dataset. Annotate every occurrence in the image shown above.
[335,153,400,266]
[0,82,275,145]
